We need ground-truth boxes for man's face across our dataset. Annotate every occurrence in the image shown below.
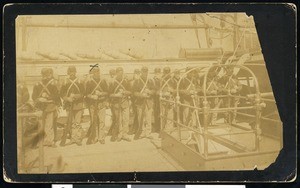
[187,71,194,79]
[155,73,161,79]
[42,74,48,80]
[134,73,140,80]
[163,71,170,77]
[141,71,148,78]
[174,73,180,80]
[47,73,53,79]
[93,71,100,78]
[69,71,76,78]
[116,70,123,78]
[110,70,116,78]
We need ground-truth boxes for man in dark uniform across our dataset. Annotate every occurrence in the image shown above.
[60,66,85,146]
[204,69,224,125]
[47,68,62,142]
[128,68,141,135]
[221,68,242,124]
[85,67,108,144]
[106,68,116,136]
[169,69,181,91]
[109,67,132,142]
[108,68,116,84]
[160,67,176,132]
[178,67,199,127]
[132,66,156,139]
[169,69,181,124]
[32,68,60,147]
[152,67,162,133]
[162,67,171,82]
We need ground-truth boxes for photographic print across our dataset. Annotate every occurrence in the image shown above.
[14,13,283,174]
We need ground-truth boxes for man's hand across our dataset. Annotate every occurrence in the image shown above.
[70,93,75,98]
[92,95,99,100]
[144,89,150,94]
[189,90,197,95]
[231,89,237,94]
[162,91,171,97]
[38,97,48,103]
[209,90,217,95]
[95,90,101,96]
[41,92,49,98]
[112,93,123,98]
[123,90,131,95]
[142,93,149,98]
[117,93,124,98]
[99,92,108,96]
[67,97,74,103]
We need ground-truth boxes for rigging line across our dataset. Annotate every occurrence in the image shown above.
[196,18,206,25]
[219,51,226,63]
[196,16,234,32]
[209,27,233,33]
[224,21,250,88]
[237,27,257,33]
[229,21,249,64]
[206,13,252,29]
[210,33,232,39]
[191,14,201,48]
[140,15,147,28]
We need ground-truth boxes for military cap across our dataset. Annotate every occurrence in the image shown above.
[116,67,123,73]
[141,66,148,73]
[90,66,100,73]
[67,66,77,74]
[163,67,171,74]
[154,67,161,74]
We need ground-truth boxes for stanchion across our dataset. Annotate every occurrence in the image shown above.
[202,100,209,159]
[176,95,181,141]
[254,95,263,152]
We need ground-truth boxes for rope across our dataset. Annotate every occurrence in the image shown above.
[229,23,248,64]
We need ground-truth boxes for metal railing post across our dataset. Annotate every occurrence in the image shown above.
[202,100,209,158]
[176,95,181,141]
[254,95,262,151]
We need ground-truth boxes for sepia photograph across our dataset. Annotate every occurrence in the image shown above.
[14,13,283,174]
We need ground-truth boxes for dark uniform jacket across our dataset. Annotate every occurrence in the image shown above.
[153,76,161,95]
[217,75,241,94]
[109,76,131,109]
[32,78,60,112]
[85,77,108,109]
[168,77,180,96]
[227,75,242,94]
[179,77,200,103]
[132,76,155,107]
[60,77,85,110]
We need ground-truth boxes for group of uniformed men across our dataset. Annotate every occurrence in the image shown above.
[17,65,242,148]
